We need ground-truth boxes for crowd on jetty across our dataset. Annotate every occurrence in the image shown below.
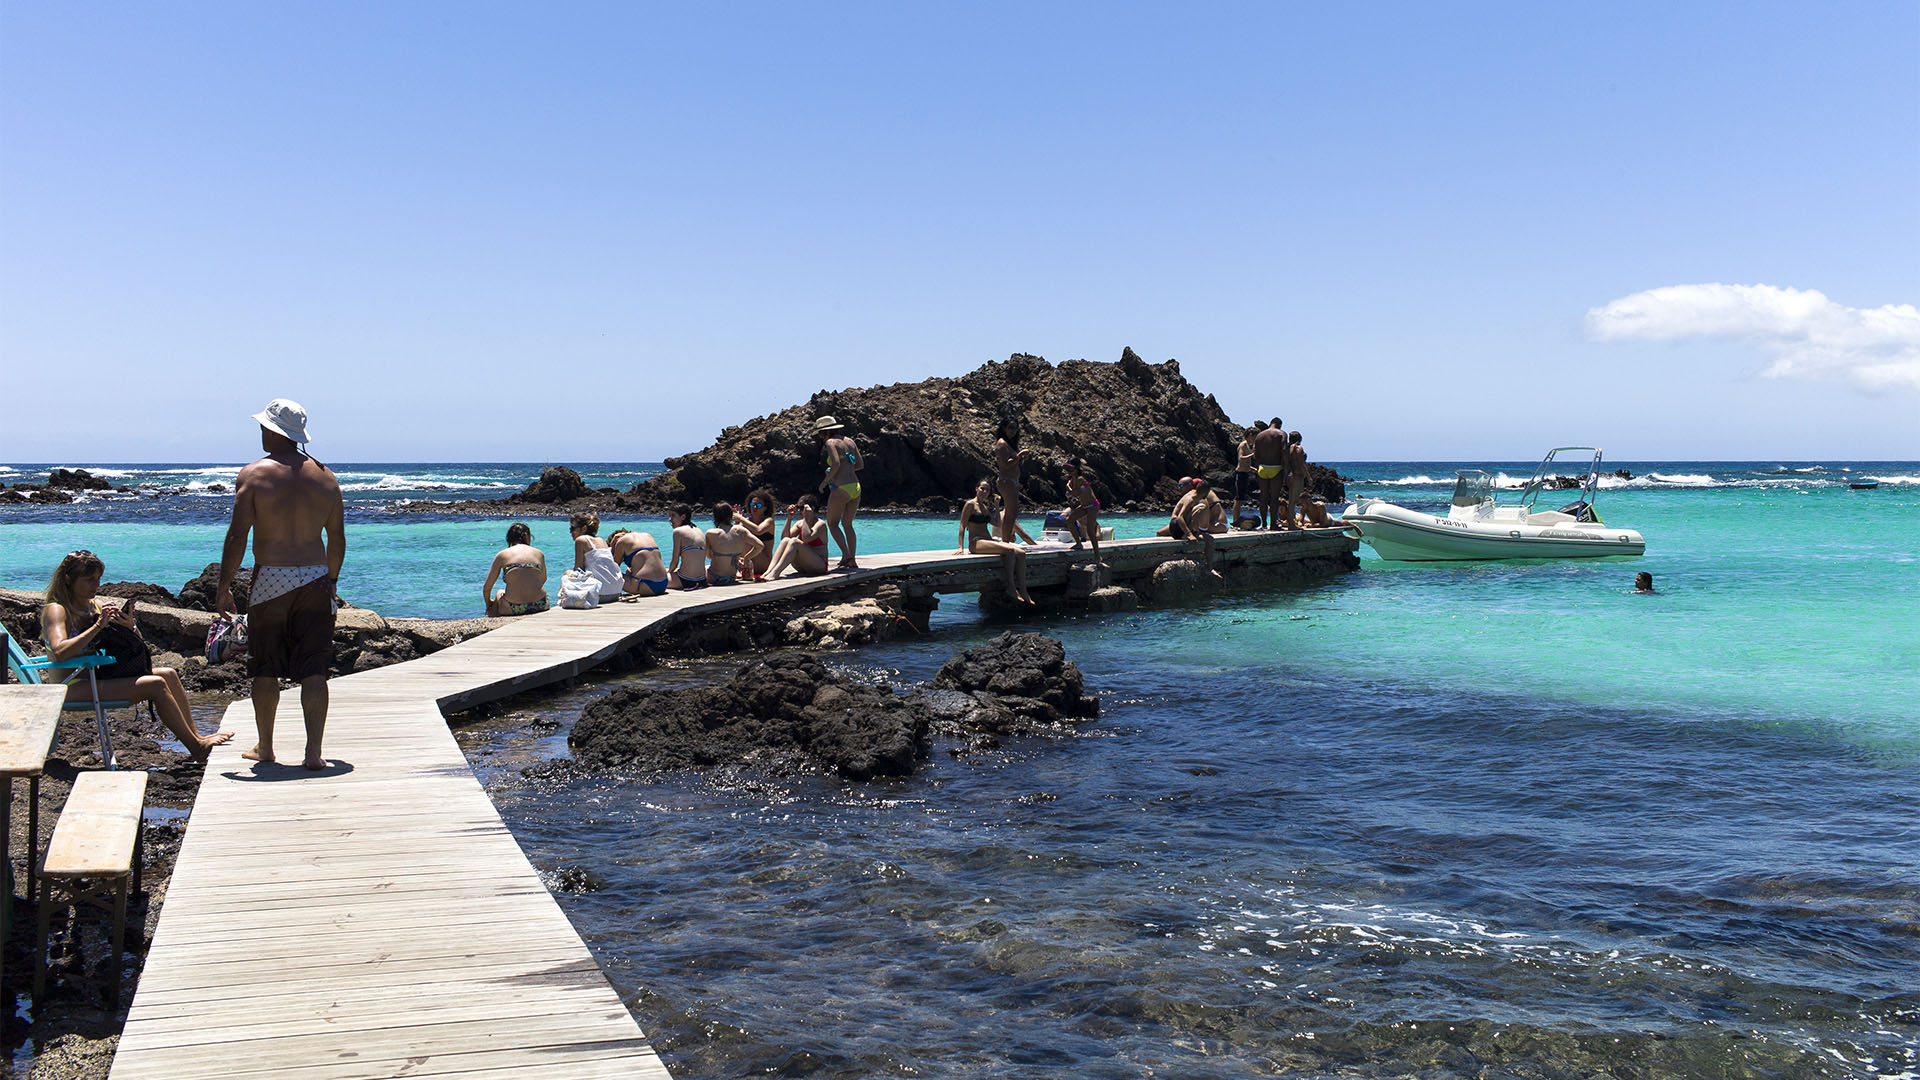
[484,414,1333,614]
[15,399,1332,774]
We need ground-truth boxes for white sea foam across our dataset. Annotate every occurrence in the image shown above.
[1862,474,1919,485]
[1377,475,1445,486]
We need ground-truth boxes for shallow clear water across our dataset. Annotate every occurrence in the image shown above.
[7,460,1919,1076]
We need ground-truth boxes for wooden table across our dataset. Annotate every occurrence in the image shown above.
[1,683,68,997]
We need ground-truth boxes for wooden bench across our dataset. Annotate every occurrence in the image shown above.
[36,770,147,1008]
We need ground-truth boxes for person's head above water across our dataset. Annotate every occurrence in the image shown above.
[1635,571,1654,592]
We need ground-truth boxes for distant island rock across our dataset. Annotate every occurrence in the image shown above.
[398,349,1344,517]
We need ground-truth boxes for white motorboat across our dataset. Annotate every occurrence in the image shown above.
[1343,447,1646,561]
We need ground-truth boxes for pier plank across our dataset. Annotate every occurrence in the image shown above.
[109,531,1351,1079]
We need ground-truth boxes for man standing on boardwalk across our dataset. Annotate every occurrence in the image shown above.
[815,415,864,571]
[1285,430,1311,529]
[1252,418,1289,530]
[217,399,346,770]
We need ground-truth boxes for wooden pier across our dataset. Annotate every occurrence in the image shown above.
[106,529,1353,1079]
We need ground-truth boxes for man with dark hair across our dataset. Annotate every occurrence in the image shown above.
[1252,418,1288,530]
[218,398,346,770]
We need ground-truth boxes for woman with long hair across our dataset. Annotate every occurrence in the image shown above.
[957,479,1035,605]
[742,490,779,580]
[41,550,233,761]
[763,496,830,581]
[992,418,1033,544]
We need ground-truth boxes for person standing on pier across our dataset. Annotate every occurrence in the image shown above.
[1252,418,1288,531]
[992,418,1034,546]
[1233,424,1262,529]
[1286,430,1310,529]
[218,398,345,771]
[815,416,864,571]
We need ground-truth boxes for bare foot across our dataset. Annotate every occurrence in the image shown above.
[303,755,328,770]
[189,730,236,762]
[242,745,275,763]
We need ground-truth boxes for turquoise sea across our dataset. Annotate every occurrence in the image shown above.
[3,461,1917,1076]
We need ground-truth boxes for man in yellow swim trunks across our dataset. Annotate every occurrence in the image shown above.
[815,415,865,570]
[1252,417,1289,531]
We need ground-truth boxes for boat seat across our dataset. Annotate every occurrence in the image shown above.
[1527,511,1576,525]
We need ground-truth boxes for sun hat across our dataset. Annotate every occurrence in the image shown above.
[252,398,310,445]
[812,416,845,434]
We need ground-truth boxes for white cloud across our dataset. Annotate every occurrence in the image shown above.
[1585,283,1920,393]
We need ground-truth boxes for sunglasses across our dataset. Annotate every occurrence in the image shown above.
[67,549,95,558]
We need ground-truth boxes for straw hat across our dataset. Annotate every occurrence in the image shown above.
[252,398,310,444]
[812,415,845,434]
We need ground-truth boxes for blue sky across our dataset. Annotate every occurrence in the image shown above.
[3,2,1915,463]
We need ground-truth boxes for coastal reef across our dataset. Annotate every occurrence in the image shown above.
[400,349,1345,515]
[567,632,1098,780]
[0,468,124,504]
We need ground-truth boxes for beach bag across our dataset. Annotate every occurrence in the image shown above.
[95,619,153,680]
[206,613,249,664]
[558,569,601,609]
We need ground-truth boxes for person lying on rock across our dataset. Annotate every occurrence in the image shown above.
[40,549,234,762]
[483,522,548,616]
[764,496,831,581]
[958,479,1035,605]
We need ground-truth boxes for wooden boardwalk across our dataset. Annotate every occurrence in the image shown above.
[109,531,1352,1079]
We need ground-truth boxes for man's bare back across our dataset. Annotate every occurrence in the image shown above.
[235,453,343,567]
[1253,427,1288,467]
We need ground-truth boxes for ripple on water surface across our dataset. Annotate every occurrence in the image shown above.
[462,605,1920,1080]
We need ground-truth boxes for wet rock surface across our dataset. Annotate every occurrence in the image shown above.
[568,633,1098,780]
[570,653,931,781]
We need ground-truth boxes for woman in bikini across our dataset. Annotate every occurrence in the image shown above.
[1064,458,1105,567]
[664,505,711,590]
[607,528,670,596]
[483,522,549,616]
[815,416,864,570]
[742,490,779,580]
[703,502,763,586]
[570,512,625,602]
[992,419,1033,545]
[957,479,1035,605]
[40,550,234,762]
[763,495,831,581]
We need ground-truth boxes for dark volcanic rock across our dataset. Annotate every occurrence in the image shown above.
[99,581,181,608]
[931,632,1099,727]
[46,468,113,491]
[570,654,932,781]
[178,563,250,613]
[509,466,591,504]
[627,349,1346,510]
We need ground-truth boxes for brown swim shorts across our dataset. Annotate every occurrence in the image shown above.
[247,576,335,681]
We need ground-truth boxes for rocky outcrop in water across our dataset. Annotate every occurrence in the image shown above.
[631,348,1344,511]
[570,653,931,780]
[392,349,1344,516]
[568,633,1099,779]
[177,563,251,613]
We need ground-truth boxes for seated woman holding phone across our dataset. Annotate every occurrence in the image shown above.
[41,549,233,762]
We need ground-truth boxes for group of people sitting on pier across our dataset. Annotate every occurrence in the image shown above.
[484,413,1330,616]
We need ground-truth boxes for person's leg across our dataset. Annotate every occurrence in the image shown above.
[794,542,828,575]
[244,677,280,763]
[299,675,328,769]
[824,489,851,564]
[157,668,231,758]
[764,540,795,581]
[842,495,860,568]
[1013,549,1031,603]
[996,479,1020,543]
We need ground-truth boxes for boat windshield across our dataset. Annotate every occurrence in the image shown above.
[1518,447,1604,510]
[1451,470,1494,513]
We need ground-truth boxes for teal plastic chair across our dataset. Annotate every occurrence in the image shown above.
[3,629,119,772]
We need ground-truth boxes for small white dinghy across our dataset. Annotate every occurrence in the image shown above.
[1343,447,1646,561]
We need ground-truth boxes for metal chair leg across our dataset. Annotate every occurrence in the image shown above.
[86,668,115,771]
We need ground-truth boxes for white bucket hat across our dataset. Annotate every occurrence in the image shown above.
[252,398,310,444]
